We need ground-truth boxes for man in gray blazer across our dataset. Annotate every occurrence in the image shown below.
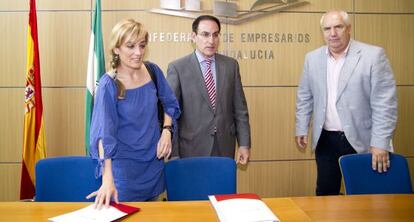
[167,15,251,164]
[296,10,397,195]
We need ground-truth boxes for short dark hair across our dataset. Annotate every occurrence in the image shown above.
[192,15,221,33]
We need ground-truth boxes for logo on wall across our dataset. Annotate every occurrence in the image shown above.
[149,0,312,60]
[150,0,309,24]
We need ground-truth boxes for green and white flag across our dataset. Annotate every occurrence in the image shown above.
[85,0,105,155]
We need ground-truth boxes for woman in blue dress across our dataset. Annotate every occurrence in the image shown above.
[86,19,180,208]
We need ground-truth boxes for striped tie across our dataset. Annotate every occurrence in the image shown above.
[204,59,216,110]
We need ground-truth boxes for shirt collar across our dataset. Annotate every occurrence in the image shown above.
[195,49,216,64]
[325,40,351,58]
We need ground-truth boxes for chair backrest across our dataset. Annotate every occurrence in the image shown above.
[339,153,413,195]
[165,157,237,201]
[35,156,102,202]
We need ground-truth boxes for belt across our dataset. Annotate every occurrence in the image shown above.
[322,129,345,135]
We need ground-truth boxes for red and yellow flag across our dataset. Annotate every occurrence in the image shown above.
[20,0,46,200]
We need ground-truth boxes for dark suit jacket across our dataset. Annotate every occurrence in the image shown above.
[167,52,251,158]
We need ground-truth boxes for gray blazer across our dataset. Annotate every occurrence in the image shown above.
[296,40,397,152]
[167,52,251,158]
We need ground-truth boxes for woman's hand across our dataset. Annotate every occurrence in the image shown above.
[86,159,119,209]
[157,129,172,159]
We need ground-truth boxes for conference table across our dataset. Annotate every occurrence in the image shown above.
[1,194,413,221]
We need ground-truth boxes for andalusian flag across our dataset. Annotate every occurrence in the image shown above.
[85,0,105,155]
[20,0,46,200]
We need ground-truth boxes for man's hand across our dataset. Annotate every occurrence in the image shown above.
[370,146,390,173]
[295,135,308,149]
[236,146,250,165]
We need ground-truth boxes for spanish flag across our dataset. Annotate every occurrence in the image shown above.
[20,0,46,200]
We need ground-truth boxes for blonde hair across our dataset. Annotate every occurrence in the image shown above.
[108,19,148,99]
[109,19,149,70]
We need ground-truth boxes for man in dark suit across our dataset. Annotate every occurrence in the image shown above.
[167,15,251,164]
[295,10,397,195]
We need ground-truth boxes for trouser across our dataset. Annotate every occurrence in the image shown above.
[210,134,221,156]
[315,129,357,196]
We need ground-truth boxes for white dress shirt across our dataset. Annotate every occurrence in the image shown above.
[323,44,350,131]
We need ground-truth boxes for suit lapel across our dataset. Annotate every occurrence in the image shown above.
[318,48,328,106]
[337,41,361,102]
[190,52,214,111]
[215,54,225,113]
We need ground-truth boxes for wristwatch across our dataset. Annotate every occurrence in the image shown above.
[162,125,173,136]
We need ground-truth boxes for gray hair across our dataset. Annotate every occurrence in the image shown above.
[320,10,350,28]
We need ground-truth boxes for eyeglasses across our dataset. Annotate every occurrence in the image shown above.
[197,31,221,39]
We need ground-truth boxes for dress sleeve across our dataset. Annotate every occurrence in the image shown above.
[89,75,119,160]
[151,63,181,134]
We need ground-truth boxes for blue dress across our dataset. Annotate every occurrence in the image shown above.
[89,62,180,201]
